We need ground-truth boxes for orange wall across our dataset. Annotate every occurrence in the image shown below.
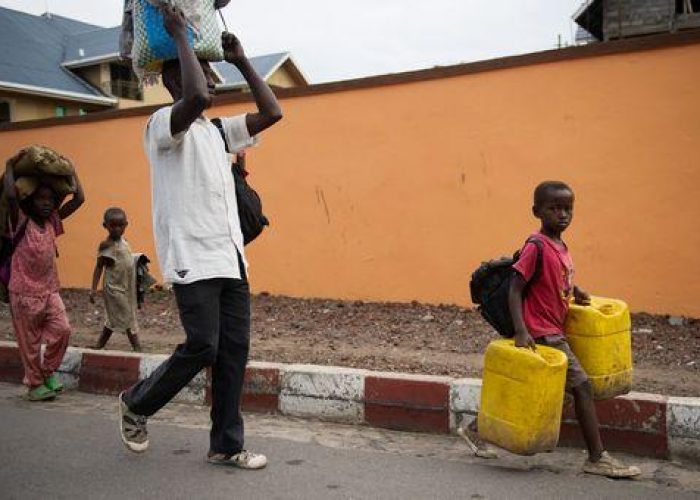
[1,43,699,316]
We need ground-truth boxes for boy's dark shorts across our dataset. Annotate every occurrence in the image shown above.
[535,334,589,393]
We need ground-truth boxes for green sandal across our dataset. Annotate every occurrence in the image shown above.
[24,384,56,402]
[44,374,64,393]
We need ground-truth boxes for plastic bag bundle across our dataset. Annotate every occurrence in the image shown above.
[129,0,224,83]
[0,145,76,247]
[9,145,76,200]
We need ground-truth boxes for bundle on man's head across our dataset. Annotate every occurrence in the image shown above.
[120,0,229,84]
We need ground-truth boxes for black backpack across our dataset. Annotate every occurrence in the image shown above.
[0,218,29,303]
[211,118,269,245]
[469,237,544,337]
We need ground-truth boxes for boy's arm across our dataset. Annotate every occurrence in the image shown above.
[222,33,283,136]
[58,171,85,220]
[573,285,591,305]
[509,274,536,349]
[163,4,212,137]
[90,257,106,303]
[4,161,19,229]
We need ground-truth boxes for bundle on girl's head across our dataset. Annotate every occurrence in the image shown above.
[0,146,74,250]
[6,145,76,202]
[120,0,227,85]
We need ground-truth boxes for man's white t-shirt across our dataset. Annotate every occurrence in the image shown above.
[144,106,258,285]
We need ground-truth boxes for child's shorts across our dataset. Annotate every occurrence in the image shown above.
[535,334,589,393]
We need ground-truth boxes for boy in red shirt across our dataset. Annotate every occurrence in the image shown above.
[460,181,640,479]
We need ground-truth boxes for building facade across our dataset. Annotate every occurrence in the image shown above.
[574,0,700,40]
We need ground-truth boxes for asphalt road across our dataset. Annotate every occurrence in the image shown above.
[0,383,698,500]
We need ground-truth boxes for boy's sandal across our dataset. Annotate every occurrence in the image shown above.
[456,426,498,459]
[582,451,641,479]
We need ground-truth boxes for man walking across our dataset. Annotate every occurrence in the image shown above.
[118,4,282,469]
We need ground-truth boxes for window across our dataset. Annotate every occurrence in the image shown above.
[0,101,10,123]
[79,108,88,116]
[108,63,144,100]
[677,0,700,13]
[55,106,67,117]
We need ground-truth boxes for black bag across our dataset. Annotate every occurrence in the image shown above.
[211,118,269,245]
[469,237,544,337]
[0,218,29,303]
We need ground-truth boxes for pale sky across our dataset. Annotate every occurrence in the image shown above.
[0,0,585,83]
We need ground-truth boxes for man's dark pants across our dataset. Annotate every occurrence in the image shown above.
[124,261,250,455]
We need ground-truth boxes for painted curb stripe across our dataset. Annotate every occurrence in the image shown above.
[365,376,450,433]
[79,352,140,395]
[0,340,696,461]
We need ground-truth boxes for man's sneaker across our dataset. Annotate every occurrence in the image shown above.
[24,384,56,402]
[207,450,267,470]
[118,392,149,453]
[456,426,498,459]
[44,374,64,393]
[583,451,641,478]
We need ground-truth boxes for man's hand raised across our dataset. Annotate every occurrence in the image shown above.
[161,3,188,39]
[222,32,246,66]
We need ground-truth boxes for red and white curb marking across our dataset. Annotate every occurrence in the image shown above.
[280,364,365,423]
[668,397,700,461]
[0,340,697,462]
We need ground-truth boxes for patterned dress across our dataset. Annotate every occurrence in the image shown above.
[9,211,71,387]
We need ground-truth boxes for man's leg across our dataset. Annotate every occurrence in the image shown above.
[206,258,266,469]
[124,279,223,416]
[209,276,250,456]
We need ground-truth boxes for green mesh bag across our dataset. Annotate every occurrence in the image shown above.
[131,0,223,82]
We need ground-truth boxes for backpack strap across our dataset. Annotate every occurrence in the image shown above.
[211,117,230,153]
[525,237,545,286]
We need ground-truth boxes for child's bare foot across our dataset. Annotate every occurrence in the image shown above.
[94,328,112,349]
[127,331,142,352]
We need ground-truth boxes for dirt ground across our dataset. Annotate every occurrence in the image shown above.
[1,289,698,397]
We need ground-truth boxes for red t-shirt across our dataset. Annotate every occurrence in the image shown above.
[512,232,574,338]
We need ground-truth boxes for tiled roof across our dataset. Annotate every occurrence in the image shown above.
[64,26,122,65]
[213,52,292,89]
[0,6,301,103]
[0,6,113,103]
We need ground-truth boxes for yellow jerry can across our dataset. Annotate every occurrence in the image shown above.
[565,296,633,400]
[478,339,567,455]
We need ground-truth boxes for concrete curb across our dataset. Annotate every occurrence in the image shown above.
[0,340,697,462]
